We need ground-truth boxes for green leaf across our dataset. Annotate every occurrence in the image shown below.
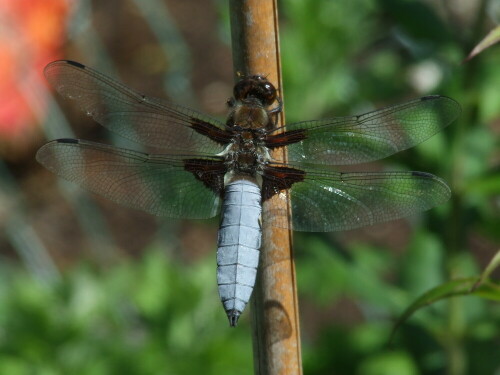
[473,249,500,288]
[465,25,500,61]
[390,276,500,340]
[357,350,419,375]
[465,175,500,195]
[401,231,444,296]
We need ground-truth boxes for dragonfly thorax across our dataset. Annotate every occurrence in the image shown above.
[227,101,272,130]
[223,134,270,176]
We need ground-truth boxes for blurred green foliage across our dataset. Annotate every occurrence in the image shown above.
[0,250,253,374]
[1,0,499,374]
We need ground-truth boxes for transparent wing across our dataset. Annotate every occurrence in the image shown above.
[274,96,460,165]
[36,139,224,219]
[262,165,451,232]
[44,60,229,153]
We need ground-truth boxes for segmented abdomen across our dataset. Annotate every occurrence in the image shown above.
[217,179,261,326]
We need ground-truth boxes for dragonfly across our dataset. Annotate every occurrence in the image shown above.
[37,60,460,326]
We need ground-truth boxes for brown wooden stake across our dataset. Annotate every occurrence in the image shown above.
[229,1,302,374]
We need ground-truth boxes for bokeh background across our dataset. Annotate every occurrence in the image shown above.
[0,0,499,374]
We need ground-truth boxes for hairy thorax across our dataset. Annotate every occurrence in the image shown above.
[223,100,273,179]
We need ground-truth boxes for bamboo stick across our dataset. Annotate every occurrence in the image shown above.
[228,1,302,374]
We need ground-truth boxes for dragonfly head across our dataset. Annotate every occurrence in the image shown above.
[233,75,277,107]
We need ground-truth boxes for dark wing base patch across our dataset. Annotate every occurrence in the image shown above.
[183,159,227,197]
[190,118,233,145]
[265,129,307,148]
[262,165,305,201]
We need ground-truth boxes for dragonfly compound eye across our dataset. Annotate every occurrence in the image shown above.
[233,75,277,107]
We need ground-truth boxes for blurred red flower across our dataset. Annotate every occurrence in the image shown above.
[0,0,69,153]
